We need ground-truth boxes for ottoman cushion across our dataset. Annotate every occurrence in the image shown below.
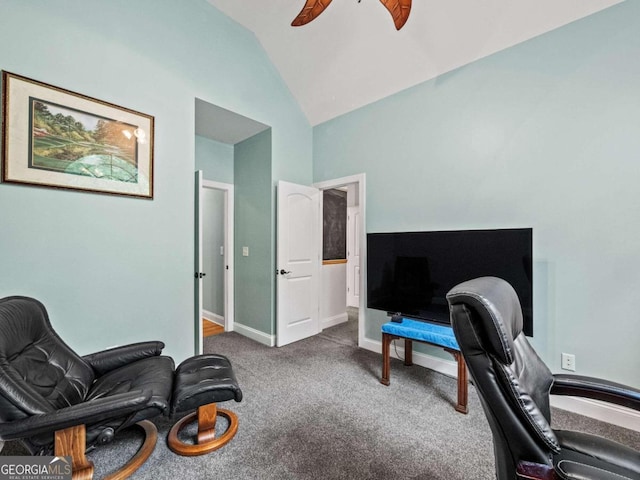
[171,354,242,414]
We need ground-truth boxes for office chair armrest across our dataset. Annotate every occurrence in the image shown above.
[0,390,152,441]
[551,374,640,411]
[83,341,165,376]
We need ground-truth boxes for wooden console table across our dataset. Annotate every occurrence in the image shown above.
[380,318,468,414]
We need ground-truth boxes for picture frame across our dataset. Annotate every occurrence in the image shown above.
[1,71,154,198]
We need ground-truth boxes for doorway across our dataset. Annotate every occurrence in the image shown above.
[195,175,234,352]
[201,180,234,337]
[314,174,366,348]
[275,174,366,348]
[194,97,270,354]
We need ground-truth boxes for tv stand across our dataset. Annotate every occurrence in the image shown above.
[380,318,468,414]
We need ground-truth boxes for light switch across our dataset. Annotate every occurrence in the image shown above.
[242,246,249,257]
[220,246,224,255]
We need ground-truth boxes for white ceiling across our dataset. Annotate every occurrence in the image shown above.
[206,0,622,126]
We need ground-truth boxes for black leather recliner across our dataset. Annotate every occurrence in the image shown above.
[446,277,640,480]
[0,296,242,479]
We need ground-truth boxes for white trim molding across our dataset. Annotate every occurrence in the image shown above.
[234,322,275,347]
[322,312,349,330]
[551,395,640,432]
[202,310,224,326]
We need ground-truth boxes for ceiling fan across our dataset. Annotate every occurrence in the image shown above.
[292,0,412,31]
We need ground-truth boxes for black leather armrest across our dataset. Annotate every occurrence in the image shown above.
[0,390,151,441]
[551,374,640,411]
[83,341,165,376]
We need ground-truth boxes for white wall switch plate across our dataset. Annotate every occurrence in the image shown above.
[242,246,249,256]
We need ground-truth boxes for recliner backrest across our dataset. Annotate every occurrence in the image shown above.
[447,277,558,479]
[0,296,95,422]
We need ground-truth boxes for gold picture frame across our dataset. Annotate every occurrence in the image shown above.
[2,71,154,198]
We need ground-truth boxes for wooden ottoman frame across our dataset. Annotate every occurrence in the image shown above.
[168,402,239,456]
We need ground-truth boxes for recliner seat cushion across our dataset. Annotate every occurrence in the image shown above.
[87,355,175,422]
[25,355,175,451]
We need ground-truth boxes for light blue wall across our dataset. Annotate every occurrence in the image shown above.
[0,0,311,361]
[313,2,640,386]
[195,135,234,184]
[234,130,274,335]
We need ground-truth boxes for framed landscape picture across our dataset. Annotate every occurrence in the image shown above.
[1,71,154,198]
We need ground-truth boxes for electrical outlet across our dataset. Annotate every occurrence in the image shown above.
[561,353,576,371]
[242,246,249,257]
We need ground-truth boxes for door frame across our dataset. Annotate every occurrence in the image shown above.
[313,173,366,348]
[197,177,235,354]
[195,171,204,355]
[346,205,360,308]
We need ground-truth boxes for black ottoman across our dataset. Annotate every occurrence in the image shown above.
[167,354,242,456]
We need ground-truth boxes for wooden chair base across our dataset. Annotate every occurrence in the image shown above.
[168,403,238,456]
[54,420,158,480]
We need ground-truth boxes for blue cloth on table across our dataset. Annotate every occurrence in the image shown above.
[381,318,460,351]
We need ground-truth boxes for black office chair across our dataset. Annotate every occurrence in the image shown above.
[446,277,640,480]
[0,296,242,479]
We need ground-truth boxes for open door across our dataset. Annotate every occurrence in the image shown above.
[194,171,204,354]
[276,181,320,347]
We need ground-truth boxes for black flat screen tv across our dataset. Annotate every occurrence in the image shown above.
[367,228,533,336]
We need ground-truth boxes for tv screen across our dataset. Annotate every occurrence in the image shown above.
[367,228,533,336]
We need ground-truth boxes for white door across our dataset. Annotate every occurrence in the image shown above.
[194,171,204,354]
[347,206,360,307]
[277,181,320,347]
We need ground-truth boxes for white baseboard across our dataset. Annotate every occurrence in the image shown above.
[360,336,640,432]
[322,312,348,330]
[203,310,224,326]
[234,322,275,347]
[551,395,640,432]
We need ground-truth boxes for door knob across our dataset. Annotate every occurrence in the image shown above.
[279,269,291,275]
[194,272,207,279]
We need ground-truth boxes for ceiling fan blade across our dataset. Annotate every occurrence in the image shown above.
[291,0,333,27]
[379,0,412,30]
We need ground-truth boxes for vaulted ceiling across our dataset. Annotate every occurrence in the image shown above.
[207,0,622,126]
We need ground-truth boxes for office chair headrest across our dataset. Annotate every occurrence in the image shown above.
[446,276,524,365]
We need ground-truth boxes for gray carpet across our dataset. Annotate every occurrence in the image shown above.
[2,318,639,479]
